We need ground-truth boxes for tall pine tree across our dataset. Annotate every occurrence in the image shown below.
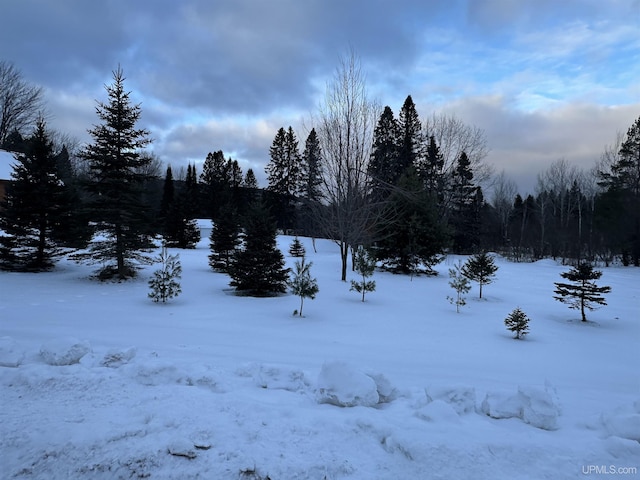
[77,66,153,280]
[397,95,422,175]
[368,106,401,200]
[228,201,289,296]
[0,119,74,271]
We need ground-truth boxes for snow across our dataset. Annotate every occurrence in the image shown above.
[1,235,639,479]
[0,150,16,179]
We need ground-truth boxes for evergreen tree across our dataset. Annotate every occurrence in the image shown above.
[227,159,243,189]
[288,257,319,316]
[450,152,481,252]
[447,260,471,313]
[397,95,422,174]
[228,201,289,296]
[0,119,71,271]
[300,128,323,202]
[183,163,199,218]
[200,150,232,218]
[375,166,448,275]
[77,66,153,280]
[350,245,376,302]
[368,106,401,199]
[243,168,258,189]
[266,126,302,197]
[597,115,640,265]
[553,263,611,322]
[462,251,498,299]
[163,198,200,249]
[148,246,182,303]
[418,135,445,200]
[160,165,174,219]
[265,126,302,230]
[504,307,530,339]
[289,237,306,257]
[208,204,241,272]
[49,145,93,250]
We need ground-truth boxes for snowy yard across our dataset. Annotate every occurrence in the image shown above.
[1,235,638,479]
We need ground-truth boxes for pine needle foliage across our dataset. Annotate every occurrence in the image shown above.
[504,307,530,339]
[288,257,319,316]
[76,66,154,280]
[208,205,240,272]
[289,237,306,257]
[553,263,611,322]
[0,120,69,271]
[228,201,289,296]
[462,252,498,299]
[447,260,471,313]
[350,246,376,302]
[148,246,182,303]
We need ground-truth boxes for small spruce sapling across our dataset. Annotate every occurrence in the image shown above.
[148,246,182,303]
[447,260,471,313]
[288,257,319,316]
[504,307,530,339]
[350,246,376,302]
[289,237,306,257]
[462,252,498,299]
[553,262,611,322]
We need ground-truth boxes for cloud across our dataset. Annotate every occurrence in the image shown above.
[439,95,640,193]
[1,0,638,196]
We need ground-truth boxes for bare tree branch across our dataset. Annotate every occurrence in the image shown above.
[0,61,45,146]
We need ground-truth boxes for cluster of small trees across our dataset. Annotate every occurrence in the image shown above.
[2,55,633,296]
[445,252,611,338]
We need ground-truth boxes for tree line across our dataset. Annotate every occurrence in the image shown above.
[1,57,639,284]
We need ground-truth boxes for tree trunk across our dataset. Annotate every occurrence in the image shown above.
[340,241,348,282]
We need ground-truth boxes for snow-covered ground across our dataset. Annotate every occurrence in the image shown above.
[1,235,638,479]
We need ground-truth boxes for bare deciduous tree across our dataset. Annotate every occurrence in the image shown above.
[0,61,45,146]
[314,51,380,281]
[422,112,491,184]
[490,170,517,245]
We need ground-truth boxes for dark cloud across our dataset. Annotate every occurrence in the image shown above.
[1,0,637,194]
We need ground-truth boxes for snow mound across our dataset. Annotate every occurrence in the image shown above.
[238,363,310,392]
[127,359,223,391]
[0,336,25,367]
[425,384,476,414]
[316,361,380,407]
[480,391,522,419]
[367,371,397,403]
[481,385,561,430]
[39,337,91,366]
[518,385,561,430]
[100,346,136,367]
[415,399,461,423]
[167,439,198,459]
[601,400,640,442]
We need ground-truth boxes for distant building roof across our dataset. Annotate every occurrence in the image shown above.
[0,150,17,180]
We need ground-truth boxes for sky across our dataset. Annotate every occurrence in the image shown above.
[1,0,639,194]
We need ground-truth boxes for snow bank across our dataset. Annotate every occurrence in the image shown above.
[425,384,476,414]
[481,384,561,430]
[415,399,461,423]
[480,391,522,420]
[518,385,561,430]
[100,346,137,367]
[39,337,91,366]
[601,399,640,442]
[0,336,25,367]
[237,362,310,392]
[316,361,381,407]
